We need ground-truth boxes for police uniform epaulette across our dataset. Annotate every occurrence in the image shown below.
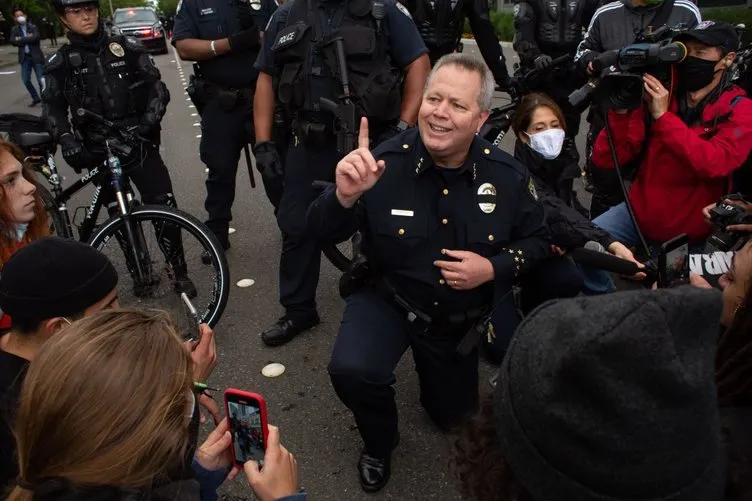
[372,128,420,157]
[475,138,526,178]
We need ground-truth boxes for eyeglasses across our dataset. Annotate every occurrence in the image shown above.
[64,5,98,16]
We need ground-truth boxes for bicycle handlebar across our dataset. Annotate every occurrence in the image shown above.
[74,108,152,146]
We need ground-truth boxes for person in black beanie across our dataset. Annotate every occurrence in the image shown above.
[0,237,118,496]
[452,286,751,501]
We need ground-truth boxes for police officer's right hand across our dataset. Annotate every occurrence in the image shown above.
[253,141,283,180]
[228,27,261,52]
[60,133,88,173]
[534,55,553,71]
[335,117,385,209]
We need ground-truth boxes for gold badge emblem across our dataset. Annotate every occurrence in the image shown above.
[109,42,125,57]
[477,183,496,214]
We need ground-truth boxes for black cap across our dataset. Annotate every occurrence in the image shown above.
[0,237,118,320]
[51,0,99,10]
[494,287,726,501]
[675,20,740,53]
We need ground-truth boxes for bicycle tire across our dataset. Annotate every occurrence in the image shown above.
[38,183,70,238]
[88,205,230,327]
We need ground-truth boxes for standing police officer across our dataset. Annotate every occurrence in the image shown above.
[512,0,600,189]
[307,54,549,492]
[400,0,515,91]
[42,0,196,297]
[253,0,430,346]
[172,0,275,256]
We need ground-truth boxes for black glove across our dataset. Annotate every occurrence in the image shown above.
[534,54,553,71]
[60,133,89,173]
[228,27,261,52]
[253,141,283,179]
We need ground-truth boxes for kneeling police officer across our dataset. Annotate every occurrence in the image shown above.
[42,0,195,297]
[307,53,549,492]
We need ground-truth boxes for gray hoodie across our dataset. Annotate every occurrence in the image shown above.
[574,0,701,66]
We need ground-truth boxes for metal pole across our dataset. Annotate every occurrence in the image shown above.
[108,0,114,18]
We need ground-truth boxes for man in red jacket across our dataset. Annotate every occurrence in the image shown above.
[580,20,752,294]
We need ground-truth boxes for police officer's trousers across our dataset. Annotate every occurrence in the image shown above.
[484,256,583,363]
[276,138,341,318]
[199,91,255,245]
[329,290,480,458]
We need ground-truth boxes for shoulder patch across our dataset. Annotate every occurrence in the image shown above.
[123,36,143,49]
[395,1,412,18]
[46,51,61,66]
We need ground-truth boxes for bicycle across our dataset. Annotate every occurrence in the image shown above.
[320,55,572,273]
[18,108,230,330]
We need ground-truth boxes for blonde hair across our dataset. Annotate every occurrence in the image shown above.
[8,308,193,501]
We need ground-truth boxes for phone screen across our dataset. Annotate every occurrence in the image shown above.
[664,242,689,285]
[227,398,265,467]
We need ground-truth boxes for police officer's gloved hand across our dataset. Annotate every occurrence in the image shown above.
[136,122,154,137]
[228,27,261,52]
[60,133,89,173]
[534,55,553,71]
[253,141,283,180]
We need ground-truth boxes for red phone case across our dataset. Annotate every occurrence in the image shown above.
[223,388,269,468]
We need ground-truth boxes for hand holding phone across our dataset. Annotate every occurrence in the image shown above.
[244,425,300,501]
[224,389,269,469]
[657,234,690,288]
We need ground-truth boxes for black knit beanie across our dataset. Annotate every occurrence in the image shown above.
[495,286,726,501]
[0,237,118,319]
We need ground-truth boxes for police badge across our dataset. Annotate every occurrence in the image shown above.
[109,42,125,57]
[477,183,497,214]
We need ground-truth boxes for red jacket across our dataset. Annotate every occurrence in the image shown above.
[592,86,752,243]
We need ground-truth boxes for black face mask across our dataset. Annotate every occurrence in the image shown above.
[678,56,722,92]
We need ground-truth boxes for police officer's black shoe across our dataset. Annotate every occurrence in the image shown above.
[261,313,320,347]
[174,274,197,298]
[358,433,399,493]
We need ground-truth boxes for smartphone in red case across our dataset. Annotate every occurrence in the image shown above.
[224,388,269,469]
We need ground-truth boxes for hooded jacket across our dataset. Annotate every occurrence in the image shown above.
[574,0,701,67]
[592,85,752,244]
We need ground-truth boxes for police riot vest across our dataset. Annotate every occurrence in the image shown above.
[412,0,465,57]
[270,0,402,122]
[533,0,586,55]
[62,36,150,126]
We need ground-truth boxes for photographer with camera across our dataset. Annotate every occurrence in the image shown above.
[574,0,701,217]
[579,21,752,295]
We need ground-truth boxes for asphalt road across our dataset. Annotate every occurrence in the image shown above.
[0,42,590,501]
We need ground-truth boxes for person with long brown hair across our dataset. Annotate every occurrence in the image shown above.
[0,139,49,267]
[7,308,304,501]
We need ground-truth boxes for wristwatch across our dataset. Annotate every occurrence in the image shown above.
[395,119,410,132]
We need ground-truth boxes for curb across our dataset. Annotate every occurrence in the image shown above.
[460,39,514,48]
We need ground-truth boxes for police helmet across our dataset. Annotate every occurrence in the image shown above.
[51,0,99,13]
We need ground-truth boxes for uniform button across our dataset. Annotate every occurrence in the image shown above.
[484,148,491,154]
[402,144,409,149]
[441,218,448,225]
[441,248,447,255]
[488,234,494,242]
[442,188,449,195]
[433,301,439,306]
[439,279,445,285]
[398,228,405,236]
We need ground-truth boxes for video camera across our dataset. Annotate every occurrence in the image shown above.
[707,194,752,252]
[569,25,689,111]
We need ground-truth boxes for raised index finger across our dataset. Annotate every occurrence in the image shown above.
[358,117,370,150]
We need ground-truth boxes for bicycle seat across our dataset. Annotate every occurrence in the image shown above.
[19,131,54,148]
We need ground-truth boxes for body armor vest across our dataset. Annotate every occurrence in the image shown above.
[270,0,402,122]
[535,0,585,57]
[63,37,149,134]
[413,0,465,62]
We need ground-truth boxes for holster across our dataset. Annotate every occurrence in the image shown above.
[293,115,333,148]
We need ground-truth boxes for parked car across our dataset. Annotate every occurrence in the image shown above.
[111,7,168,54]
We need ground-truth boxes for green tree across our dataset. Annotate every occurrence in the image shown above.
[99,0,149,20]
[156,0,177,16]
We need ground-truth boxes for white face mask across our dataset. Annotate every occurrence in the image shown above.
[526,128,565,160]
[16,16,26,24]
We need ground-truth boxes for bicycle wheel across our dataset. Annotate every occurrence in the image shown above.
[89,205,230,331]
[38,184,70,238]
[322,231,360,272]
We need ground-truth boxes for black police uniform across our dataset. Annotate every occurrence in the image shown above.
[255,0,427,342]
[42,24,195,294]
[307,128,549,489]
[402,0,511,87]
[513,0,599,169]
[172,0,275,248]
